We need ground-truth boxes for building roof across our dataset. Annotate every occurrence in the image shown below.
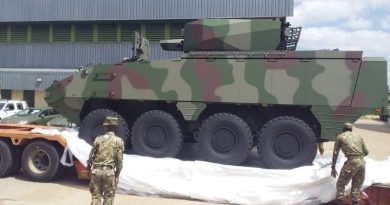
[0,68,77,90]
[0,0,293,22]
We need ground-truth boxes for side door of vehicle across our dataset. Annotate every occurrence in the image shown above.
[16,103,24,112]
[36,109,60,125]
[44,109,61,123]
[4,103,17,117]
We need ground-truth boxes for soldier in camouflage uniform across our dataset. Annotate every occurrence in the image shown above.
[331,123,369,205]
[87,116,125,205]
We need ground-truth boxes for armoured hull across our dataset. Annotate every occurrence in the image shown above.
[44,18,388,168]
[45,50,388,140]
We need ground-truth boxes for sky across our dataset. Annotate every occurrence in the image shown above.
[289,0,390,88]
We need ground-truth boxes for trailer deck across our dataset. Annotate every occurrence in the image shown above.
[0,124,66,146]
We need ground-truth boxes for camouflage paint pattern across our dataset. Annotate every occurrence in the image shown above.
[336,157,366,202]
[87,132,124,171]
[332,131,369,202]
[87,131,124,205]
[90,167,116,205]
[45,51,388,140]
[332,131,369,160]
[183,18,281,52]
[44,19,388,141]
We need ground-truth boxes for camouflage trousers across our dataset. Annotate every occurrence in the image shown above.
[336,157,366,202]
[90,167,117,205]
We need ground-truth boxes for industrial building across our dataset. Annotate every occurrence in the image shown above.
[0,0,293,107]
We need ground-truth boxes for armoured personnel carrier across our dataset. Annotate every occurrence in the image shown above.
[45,18,388,169]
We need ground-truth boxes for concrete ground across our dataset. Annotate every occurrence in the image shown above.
[321,119,390,160]
[0,119,389,205]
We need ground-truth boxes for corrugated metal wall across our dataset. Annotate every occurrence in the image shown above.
[0,68,77,90]
[0,43,181,68]
[0,0,294,90]
[0,0,293,22]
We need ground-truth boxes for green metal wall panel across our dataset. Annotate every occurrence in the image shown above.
[145,23,165,41]
[170,23,185,39]
[75,24,94,42]
[0,26,6,42]
[97,24,117,42]
[10,25,27,42]
[31,25,49,42]
[121,23,141,42]
[53,24,71,42]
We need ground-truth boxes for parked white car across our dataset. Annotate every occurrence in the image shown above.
[0,100,29,119]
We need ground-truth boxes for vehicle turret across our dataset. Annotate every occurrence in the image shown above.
[160,18,301,52]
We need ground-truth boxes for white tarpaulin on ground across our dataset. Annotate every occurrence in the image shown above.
[32,128,390,205]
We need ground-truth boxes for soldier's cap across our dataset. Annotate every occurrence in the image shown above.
[103,116,118,126]
[343,122,354,129]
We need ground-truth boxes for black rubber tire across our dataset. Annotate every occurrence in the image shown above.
[196,113,253,165]
[131,110,183,158]
[0,140,21,177]
[257,116,317,169]
[79,109,129,145]
[21,141,64,182]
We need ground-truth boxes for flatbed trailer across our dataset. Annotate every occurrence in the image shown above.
[0,124,87,181]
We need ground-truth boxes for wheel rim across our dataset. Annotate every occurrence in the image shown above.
[272,132,301,159]
[212,127,237,153]
[144,124,167,149]
[27,149,50,174]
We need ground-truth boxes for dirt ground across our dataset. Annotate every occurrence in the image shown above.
[0,119,389,205]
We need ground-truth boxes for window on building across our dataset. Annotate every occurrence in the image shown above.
[98,24,117,42]
[1,89,11,99]
[170,23,185,39]
[23,90,35,107]
[53,24,71,42]
[75,24,94,42]
[145,23,165,41]
[0,26,7,42]
[121,23,141,42]
[10,25,27,43]
[31,25,50,42]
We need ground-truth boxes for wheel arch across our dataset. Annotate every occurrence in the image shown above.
[80,99,187,124]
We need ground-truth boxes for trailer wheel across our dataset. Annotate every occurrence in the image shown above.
[131,110,183,157]
[196,113,253,165]
[79,109,129,145]
[0,140,21,177]
[21,141,64,182]
[257,116,316,169]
